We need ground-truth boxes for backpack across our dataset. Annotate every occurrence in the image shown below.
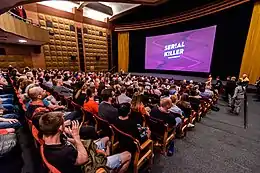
[81,140,110,173]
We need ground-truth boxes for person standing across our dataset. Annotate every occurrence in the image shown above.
[231,79,245,115]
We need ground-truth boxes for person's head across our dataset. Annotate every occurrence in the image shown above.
[44,75,51,82]
[190,89,198,97]
[131,92,143,106]
[160,98,172,111]
[227,76,231,81]
[120,86,127,94]
[28,86,46,101]
[231,76,236,81]
[242,74,247,79]
[39,112,64,137]
[216,76,220,81]
[57,79,63,86]
[118,103,131,118]
[237,78,243,85]
[170,94,178,105]
[101,89,113,102]
[20,79,33,94]
[180,93,189,102]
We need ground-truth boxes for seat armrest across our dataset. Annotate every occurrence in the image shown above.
[140,139,153,150]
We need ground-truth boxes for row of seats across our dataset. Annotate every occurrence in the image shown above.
[41,84,154,173]
[48,39,77,46]
[85,44,107,49]
[86,61,108,65]
[44,45,77,51]
[84,35,107,42]
[39,13,74,25]
[86,57,108,61]
[45,56,73,62]
[83,24,107,32]
[0,56,30,71]
[44,51,77,56]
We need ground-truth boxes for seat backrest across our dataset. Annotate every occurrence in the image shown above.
[40,145,61,173]
[189,97,200,111]
[145,116,166,137]
[94,115,113,138]
[111,125,139,153]
[129,110,145,126]
[82,109,97,127]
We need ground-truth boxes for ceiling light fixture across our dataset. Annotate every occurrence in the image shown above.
[18,39,27,43]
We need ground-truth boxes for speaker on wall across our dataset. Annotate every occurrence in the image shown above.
[71,55,77,61]
[33,46,41,54]
[0,48,6,55]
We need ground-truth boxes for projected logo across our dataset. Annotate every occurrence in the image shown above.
[164,41,185,59]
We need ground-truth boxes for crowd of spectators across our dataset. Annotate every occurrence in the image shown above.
[0,65,252,172]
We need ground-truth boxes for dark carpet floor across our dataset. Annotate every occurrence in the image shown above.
[152,94,260,173]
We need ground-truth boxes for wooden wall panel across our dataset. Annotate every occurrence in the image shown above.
[0,44,33,70]
[0,13,49,42]
[83,24,108,72]
[38,13,79,71]
[24,4,110,72]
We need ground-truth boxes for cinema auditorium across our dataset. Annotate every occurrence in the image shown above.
[0,0,260,173]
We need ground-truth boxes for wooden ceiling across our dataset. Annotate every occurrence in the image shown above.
[0,0,167,14]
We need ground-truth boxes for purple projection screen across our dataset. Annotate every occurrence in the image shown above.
[145,25,217,73]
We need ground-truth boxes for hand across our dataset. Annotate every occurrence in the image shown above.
[67,120,80,139]
[64,120,71,126]
[4,118,19,124]
[59,105,65,109]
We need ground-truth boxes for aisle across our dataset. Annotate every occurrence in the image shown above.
[152,95,260,173]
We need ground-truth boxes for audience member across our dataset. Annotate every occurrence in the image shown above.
[83,88,98,115]
[98,89,118,124]
[117,86,132,104]
[40,112,131,173]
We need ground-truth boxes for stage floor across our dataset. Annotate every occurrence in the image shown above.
[131,72,210,83]
[130,72,256,92]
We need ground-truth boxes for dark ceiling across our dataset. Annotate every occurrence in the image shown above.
[111,0,220,24]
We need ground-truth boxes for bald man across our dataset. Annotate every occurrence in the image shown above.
[26,86,98,140]
[150,97,182,127]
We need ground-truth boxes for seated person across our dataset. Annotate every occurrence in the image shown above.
[169,95,183,116]
[131,92,149,116]
[150,98,181,127]
[74,82,87,106]
[189,89,202,111]
[0,113,21,129]
[53,79,73,97]
[114,103,151,144]
[83,88,98,115]
[40,112,131,173]
[42,75,53,88]
[176,93,195,128]
[200,86,213,99]
[98,89,118,124]
[117,86,132,104]
[26,87,80,129]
